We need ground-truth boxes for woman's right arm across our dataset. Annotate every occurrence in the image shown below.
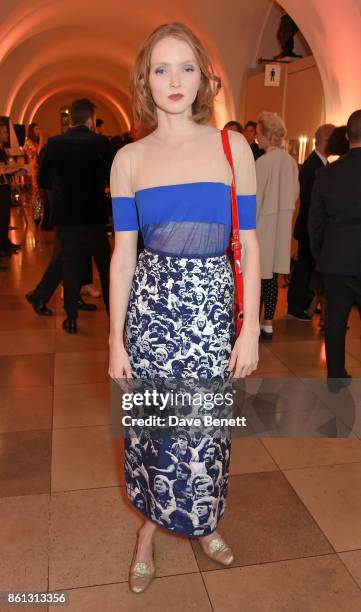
[108,230,138,378]
[108,145,139,379]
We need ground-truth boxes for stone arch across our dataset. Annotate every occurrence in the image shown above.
[277,0,361,122]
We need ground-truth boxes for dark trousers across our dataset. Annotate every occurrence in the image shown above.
[81,255,93,286]
[287,240,315,312]
[33,236,63,302]
[324,274,361,377]
[0,184,11,250]
[33,225,110,318]
[261,273,278,320]
[40,190,54,231]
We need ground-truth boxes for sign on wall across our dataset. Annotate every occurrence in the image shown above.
[264,64,281,87]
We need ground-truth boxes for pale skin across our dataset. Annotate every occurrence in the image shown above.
[244,124,256,146]
[109,36,261,567]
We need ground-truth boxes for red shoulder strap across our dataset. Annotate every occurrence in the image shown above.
[221,128,243,327]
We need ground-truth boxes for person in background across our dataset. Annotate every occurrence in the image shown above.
[95,118,104,135]
[26,98,111,333]
[308,110,361,382]
[327,125,349,157]
[121,132,134,146]
[0,121,22,262]
[37,134,54,231]
[244,120,265,160]
[109,133,134,162]
[80,259,102,298]
[109,136,124,161]
[287,124,335,321]
[223,121,243,134]
[255,111,299,340]
[24,122,45,225]
[82,114,108,297]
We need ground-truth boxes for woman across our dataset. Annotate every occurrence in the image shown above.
[109,22,260,594]
[24,123,45,224]
[255,112,299,340]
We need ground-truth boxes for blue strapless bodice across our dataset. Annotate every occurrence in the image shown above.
[112,182,256,257]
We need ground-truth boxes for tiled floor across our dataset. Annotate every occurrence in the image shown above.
[1,210,361,611]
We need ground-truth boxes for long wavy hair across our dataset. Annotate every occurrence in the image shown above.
[27,123,39,144]
[131,22,221,129]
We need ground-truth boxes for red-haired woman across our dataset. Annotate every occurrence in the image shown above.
[109,22,260,593]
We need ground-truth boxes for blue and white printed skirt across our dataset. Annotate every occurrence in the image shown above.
[124,249,234,537]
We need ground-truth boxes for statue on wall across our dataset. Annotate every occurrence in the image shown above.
[273,13,303,59]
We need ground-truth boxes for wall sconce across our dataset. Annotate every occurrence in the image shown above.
[298,136,308,164]
[312,138,316,151]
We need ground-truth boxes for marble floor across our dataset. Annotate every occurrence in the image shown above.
[1,208,361,611]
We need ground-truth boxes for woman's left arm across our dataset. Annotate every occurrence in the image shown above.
[226,131,261,378]
[228,229,260,378]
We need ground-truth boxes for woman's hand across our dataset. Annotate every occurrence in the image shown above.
[108,342,132,390]
[227,327,259,378]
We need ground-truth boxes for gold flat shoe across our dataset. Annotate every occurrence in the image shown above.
[200,535,234,566]
[129,543,155,594]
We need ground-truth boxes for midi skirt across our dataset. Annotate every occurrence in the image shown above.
[124,249,234,537]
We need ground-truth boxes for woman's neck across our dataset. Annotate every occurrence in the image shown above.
[152,109,206,144]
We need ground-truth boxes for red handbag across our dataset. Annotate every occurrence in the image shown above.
[221,128,243,337]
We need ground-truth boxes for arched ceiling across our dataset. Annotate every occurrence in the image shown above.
[0,0,360,131]
[279,0,361,124]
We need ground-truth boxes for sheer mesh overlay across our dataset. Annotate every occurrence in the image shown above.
[143,221,230,257]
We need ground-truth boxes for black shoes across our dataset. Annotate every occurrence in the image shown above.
[77,297,97,311]
[327,374,352,394]
[26,292,94,321]
[62,318,77,334]
[61,298,95,333]
[25,291,53,316]
[260,329,273,341]
[288,309,312,321]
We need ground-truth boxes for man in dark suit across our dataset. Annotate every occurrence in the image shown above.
[26,99,111,333]
[287,123,335,319]
[244,121,265,161]
[309,110,361,379]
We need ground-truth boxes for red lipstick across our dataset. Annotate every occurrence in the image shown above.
[168,94,184,101]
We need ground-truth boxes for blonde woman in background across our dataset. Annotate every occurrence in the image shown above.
[24,123,45,224]
[255,112,299,340]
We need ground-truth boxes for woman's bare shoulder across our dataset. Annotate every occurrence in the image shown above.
[112,139,150,169]
[227,129,250,156]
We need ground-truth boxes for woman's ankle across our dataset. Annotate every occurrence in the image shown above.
[138,522,156,542]
[199,530,219,544]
